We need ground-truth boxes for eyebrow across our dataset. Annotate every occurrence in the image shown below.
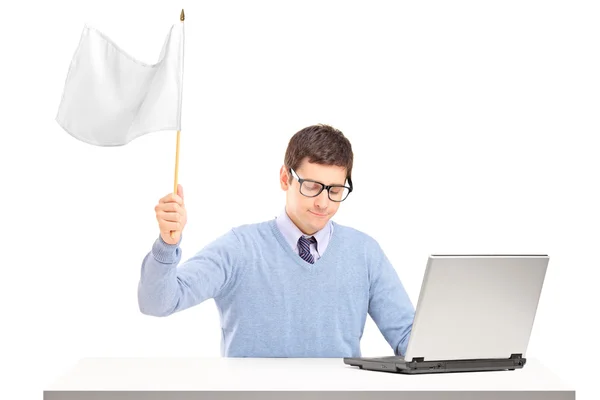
[306,177,346,186]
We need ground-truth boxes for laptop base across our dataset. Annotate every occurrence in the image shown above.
[344,353,526,374]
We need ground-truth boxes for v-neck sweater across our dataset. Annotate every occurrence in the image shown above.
[138,218,414,357]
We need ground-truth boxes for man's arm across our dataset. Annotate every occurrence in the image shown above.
[138,229,242,317]
[367,243,415,356]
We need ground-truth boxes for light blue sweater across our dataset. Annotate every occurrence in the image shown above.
[138,218,415,357]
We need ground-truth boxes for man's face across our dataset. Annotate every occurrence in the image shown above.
[279,159,348,235]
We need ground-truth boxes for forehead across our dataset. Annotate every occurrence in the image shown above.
[296,160,347,185]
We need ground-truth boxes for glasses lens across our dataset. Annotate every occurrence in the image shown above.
[328,186,350,202]
[300,181,324,197]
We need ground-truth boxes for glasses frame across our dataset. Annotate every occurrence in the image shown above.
[289,168,353,202]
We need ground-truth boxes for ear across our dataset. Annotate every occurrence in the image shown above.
[280,165,290,191]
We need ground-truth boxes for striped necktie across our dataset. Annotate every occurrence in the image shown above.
[298,236,317,264]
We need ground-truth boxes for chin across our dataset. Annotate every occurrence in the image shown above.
[314,219,329,229]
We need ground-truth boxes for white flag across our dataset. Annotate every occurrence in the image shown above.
[56,23,184,146]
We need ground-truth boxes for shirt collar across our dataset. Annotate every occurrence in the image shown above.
[276,207,330,253]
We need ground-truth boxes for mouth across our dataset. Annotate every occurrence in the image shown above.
[309,210,328,218]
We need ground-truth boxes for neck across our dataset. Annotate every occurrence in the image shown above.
[285,206,316,236]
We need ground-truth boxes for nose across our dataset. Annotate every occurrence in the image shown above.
[314,189,330,210]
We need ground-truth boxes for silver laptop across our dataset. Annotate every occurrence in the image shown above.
[344,254,549,374]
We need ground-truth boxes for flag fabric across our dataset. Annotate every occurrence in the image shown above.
[56,23,184,146]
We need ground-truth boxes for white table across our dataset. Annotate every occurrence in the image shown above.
[44,357,575,400]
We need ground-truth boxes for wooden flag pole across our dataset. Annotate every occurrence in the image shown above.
[170,8,185,240]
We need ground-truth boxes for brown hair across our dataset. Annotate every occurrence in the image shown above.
[284,124,353,184]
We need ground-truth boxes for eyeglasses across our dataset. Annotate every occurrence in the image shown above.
[289,168,353,202]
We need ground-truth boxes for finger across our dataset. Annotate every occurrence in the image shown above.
[159,192,183,205]
[159,192,173,204]
[155,203,181,218]
[159,202,182,213]
[159,210,182,223]
[177,184,184,203]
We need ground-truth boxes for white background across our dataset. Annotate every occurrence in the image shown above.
[1,0,598,398]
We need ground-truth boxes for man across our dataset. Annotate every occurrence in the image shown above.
[138,124,415,357]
